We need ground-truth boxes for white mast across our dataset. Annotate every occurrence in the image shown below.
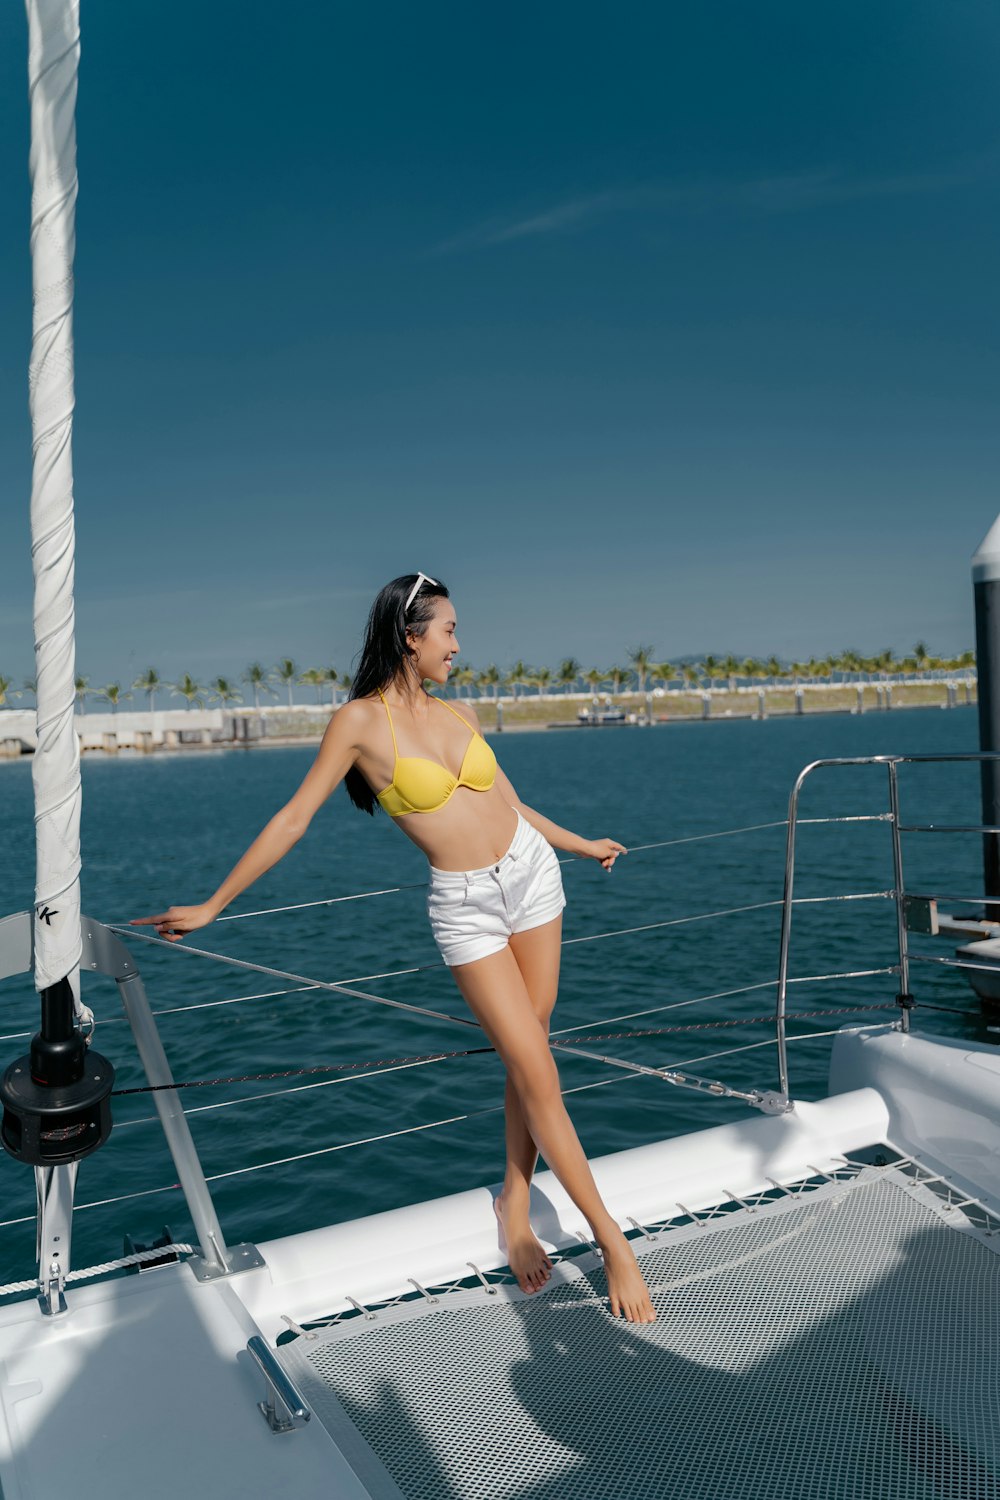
[25,0,83,1008]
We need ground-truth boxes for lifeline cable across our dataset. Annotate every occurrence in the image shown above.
[100,819,797,928]
[108,1004,893,1098]
[0,1024,894,1230]
[112,1046,495,1096]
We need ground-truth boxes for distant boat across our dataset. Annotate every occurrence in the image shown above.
[577,700,626,725]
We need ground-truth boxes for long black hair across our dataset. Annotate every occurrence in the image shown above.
[344,573,450,814]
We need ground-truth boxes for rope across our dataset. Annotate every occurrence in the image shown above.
[0,1241,196,1299]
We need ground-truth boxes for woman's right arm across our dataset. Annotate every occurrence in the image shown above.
[131,701,367,941]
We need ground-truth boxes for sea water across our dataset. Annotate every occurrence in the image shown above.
[0,705,989,1276]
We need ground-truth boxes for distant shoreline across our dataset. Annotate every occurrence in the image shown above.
[0,682,978,762]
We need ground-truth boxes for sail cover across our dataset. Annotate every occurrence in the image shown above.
[26,0,83,1000]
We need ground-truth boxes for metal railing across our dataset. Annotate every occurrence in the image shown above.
[774,751,1000,1098]
[5,766,992,1302]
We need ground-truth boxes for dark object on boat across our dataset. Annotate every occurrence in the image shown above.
[973,521,1000,914]
[123,1225,182,1274]
[0,975,114,1164]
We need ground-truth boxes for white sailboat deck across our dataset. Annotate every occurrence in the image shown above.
[2,1035,999,1499]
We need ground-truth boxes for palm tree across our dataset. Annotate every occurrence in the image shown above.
[0,675,14,708]
[584,668,605,695]
[558,658,581,694]
[682,664,700,691]
[320,667,339,706]
[133,667,163,711]
[627,645,654,695]
[243,662,276,712]
[479,664,501,699]
[101,683,130,713]
[275,658,299,708]
[913,641,930,677]
[766,655,783,686]
[507,661,529,700]
[299,668,327,703]
[650,662,675,690]
[875,648,897,683]
[210,676,243,708]
[453,666,477,698]
[21,677,36,704]
[74,674,91,714]
[172,673,203,711]
[702,655,722,689]
[723,653,741,692]
[534,667,553,697]
[836,649,862,683]
[339,672,353,696]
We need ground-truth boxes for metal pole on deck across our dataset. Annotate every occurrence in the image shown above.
[972,516,1000,908]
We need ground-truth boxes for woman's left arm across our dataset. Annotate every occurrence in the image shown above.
[458,704,626,870]
[495,765,626,869]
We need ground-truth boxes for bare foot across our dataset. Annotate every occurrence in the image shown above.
[596,1228,656,1323]
[494,1194,553,1294]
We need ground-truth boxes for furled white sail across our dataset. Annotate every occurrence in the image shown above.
[26,0,83,1004]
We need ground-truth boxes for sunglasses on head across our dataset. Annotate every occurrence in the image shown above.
[404,572,438,613]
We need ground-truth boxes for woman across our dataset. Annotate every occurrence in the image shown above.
[134,573,655,1323]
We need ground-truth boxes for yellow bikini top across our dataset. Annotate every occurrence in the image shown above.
[375,691,497,818]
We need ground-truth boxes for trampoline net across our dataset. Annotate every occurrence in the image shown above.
[281,1167,1000,1500]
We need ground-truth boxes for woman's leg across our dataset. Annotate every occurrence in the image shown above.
[493,919,563,1292]
[451,934,656,1323]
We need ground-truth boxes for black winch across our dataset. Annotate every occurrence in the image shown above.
[1,976,114,1165]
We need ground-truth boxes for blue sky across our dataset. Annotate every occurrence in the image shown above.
[1,1,998,692]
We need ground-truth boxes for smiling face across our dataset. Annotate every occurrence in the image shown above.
[407,596,459,687]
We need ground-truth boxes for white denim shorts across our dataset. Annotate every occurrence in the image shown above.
[426,811,566,967]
